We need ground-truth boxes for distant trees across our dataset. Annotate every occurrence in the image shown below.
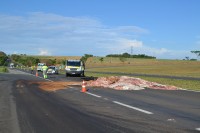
[10,54,40,66]
[106,52,156,59]
[0,51,8,66]
[80,54,93,63]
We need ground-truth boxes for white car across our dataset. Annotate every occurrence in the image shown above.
[47,66,59,74]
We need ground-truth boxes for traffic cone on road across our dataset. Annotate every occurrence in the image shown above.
[81,80,87,92]
[36,71,38,77]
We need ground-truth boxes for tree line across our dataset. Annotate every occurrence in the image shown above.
[0,51,8,66]
[106,52,156,59]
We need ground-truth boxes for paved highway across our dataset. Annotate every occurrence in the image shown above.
[0,68,199,133]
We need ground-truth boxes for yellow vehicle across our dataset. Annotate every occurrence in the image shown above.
[65,60,85,77]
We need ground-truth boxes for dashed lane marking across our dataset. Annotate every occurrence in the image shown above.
[85,92,102,98]
[44,78,54,82]
[113,101,153,115]
[196,128,200,131]
[181,89,200,93]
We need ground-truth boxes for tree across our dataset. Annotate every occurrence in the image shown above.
[185,56,190,60]
[191,51,200,59]
[99,57,104,63]
[0,51,8,66]
[119,56,127,63]
[122,52,130,58]
[61,59,66,65]
[80,54,93,63]
[11,54,21,62]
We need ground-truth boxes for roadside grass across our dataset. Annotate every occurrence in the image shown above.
[85,72,200,91]
[0,66,8,73]
[86,58,200,78]
[137,76,200,91]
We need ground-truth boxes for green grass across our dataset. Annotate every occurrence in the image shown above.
[86,58,200,78]
[0,66,8,73]
[136,76,200,91]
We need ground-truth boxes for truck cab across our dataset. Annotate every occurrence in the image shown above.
[37,63,46,71]
[65,60,85,77]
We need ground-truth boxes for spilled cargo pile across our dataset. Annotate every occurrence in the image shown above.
[86,76,180,90]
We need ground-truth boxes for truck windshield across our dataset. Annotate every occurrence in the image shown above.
[38,63,45,66]
[67,61,80,66]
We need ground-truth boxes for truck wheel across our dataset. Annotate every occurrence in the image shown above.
[81,71,85,77]
[66,73,68,77]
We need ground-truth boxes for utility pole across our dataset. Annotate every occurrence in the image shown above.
[131,46,133,55]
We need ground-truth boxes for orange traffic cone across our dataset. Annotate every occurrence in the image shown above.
[81,80,87,92]
[36,71,38,77]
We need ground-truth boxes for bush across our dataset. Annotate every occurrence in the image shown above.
[190,59,197,61]
[0,67,8,73]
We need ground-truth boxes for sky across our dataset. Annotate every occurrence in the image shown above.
[0,0,200,59]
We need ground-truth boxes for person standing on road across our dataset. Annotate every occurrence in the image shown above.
[42,65,48,79]
[31,65,35,74]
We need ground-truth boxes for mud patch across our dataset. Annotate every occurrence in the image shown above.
[28,81,81,92]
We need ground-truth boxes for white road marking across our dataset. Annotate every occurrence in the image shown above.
[103,98,109,100]
[69,86,74,88]
[167,118,176,122]
[196,128,200,131]
[113,101,153,115]
[85,92,102,98]
[181,89,200,93]
[44,78,54,82]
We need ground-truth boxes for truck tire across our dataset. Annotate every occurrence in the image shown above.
[81,71,85,77]
[66,73,68,77]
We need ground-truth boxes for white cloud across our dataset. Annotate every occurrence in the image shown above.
[38,49,51,55]
[120,39,143,48]
[0,12,194,59]
[0,12,148,56]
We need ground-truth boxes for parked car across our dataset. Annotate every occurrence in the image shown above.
[47,66,59,74]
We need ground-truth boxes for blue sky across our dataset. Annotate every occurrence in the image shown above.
[0,0,200,59]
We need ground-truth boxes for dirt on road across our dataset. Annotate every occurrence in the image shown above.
[29,81,81,91]
[16,76,180,92]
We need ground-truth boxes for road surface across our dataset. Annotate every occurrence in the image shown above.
[0,68,199,133]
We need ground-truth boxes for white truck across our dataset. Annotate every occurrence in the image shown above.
[65,60,85,77]
[37,63,46,71]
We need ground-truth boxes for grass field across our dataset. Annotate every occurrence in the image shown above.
[86,58,200,78]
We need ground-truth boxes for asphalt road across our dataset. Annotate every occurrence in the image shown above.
[0,68,200,133]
